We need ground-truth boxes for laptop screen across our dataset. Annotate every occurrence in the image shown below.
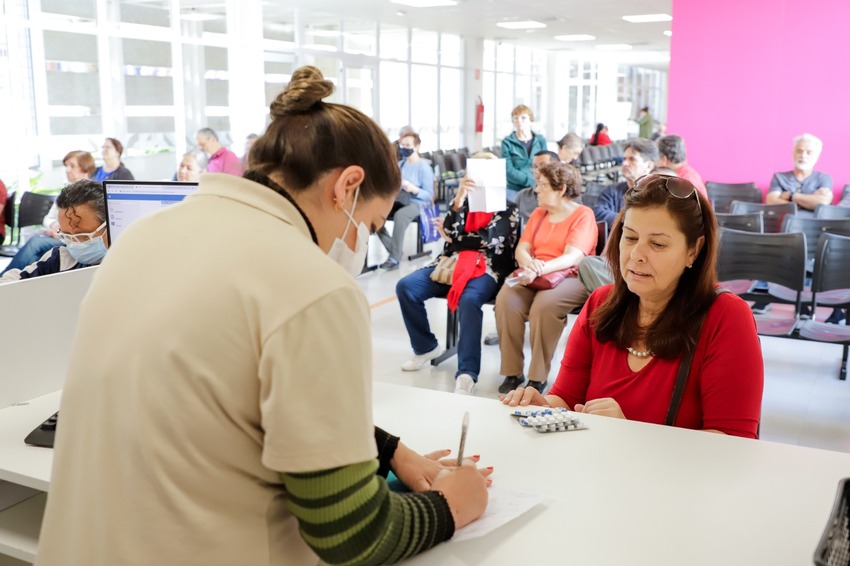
[103,180,198,243]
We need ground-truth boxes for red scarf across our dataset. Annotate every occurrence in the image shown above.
[447,211,494,311]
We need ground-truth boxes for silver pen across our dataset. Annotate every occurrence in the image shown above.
[456,412,470,466]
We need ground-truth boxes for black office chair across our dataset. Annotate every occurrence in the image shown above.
[0,190,16,251]
[798,233,850,379]
[595,220,608,256]
[815,205,850,220]
[729,201,796,233]
[715,211,764,233]
[716,228,807,336]
[0,191,53,256]
[705,181,761,213]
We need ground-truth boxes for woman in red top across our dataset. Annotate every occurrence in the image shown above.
[495,162,597,394]
[502,174,763,439]
[589,123,612,146]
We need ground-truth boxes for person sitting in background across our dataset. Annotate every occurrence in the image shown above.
[765,133,832,217]
[503,174,764,439]
[557,133,585,166]
[377,131,434,270]
[93,138,134,182]
[495,162,597,394]
[177,148,208,183]
[394,125,416,161]
[652,121,667,141]
[1,150,96,275]
[656,135,706,196]
[589,123,612,146]
[594,138,658,226]
[515,150,560,224]
[0,179,108,283]
[241,133,259,171]
[396,162,519,395]
[501,105,547,202]
[196,127,243,176]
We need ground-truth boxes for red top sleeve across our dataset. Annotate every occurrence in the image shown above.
[549,286,764,438]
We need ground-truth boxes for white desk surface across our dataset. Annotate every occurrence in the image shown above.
[373,383,850,566]
[1,385,848,565]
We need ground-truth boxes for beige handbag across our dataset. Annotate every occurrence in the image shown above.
[429,254,457,285]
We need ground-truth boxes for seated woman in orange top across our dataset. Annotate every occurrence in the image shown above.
[494,162,597,394]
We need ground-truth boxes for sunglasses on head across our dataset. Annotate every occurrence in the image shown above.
[630,173,702,215]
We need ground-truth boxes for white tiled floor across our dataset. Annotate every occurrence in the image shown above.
[360,240,850,454]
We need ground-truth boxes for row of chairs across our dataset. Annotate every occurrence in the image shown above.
[578,143,625,174]
[707,182,850,215]
[1,192,56,256]
[718,229,850,379]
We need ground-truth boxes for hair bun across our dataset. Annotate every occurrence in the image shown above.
[270,66,335,118]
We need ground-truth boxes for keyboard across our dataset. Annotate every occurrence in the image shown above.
[24,412,58,448]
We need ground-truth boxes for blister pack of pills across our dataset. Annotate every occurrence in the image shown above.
[514,407,587,433]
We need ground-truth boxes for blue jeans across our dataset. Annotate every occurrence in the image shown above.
[1,235,62,274]
[396,266,499,382]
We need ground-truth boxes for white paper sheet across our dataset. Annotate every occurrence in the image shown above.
[466,158,507,213]
[451,486,545,542]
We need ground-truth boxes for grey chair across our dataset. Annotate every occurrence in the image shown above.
[715,211,764,233]
[730,201,797,233]
[706,181,761,213]
[716,228,807,336]
[814,205,850,220]
[798,232,850,380]
[0,191,54,256]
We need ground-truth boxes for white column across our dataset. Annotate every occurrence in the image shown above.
[463,37,483,151]
[225,0,265,149]
[97,0,127,139]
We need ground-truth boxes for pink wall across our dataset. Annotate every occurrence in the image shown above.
[668,0,850,200]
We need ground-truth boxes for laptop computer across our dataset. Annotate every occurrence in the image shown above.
[102,180,199,244]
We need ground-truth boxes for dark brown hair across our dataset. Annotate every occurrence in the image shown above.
[538,161,581,200]
[104,137,123,157]
[63,150,96,177]
[249,66,400,200]
[592,175,719,358]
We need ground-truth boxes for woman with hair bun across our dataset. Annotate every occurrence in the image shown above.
[38,66,489,566]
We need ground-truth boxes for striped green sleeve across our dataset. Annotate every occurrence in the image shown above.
[282,459,455,565]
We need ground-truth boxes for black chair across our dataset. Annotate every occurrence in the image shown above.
[781,215,850,267]
[716,228,807,336]
[706,181,761,213]
[729,201,796,233]
[578,148,594,173]
[715,211,764,233]
[587,146,603,170]
[815,205,850,220]
[0,191,54,256]
[798,233,850,379]
[595,220,608,256]
[580,193,599,210]
[0,190,16,251]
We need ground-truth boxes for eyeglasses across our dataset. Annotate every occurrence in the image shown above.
[56,221,106,245]
[630,173,702,215]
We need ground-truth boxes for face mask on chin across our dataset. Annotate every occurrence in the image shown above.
[327,186,369,277]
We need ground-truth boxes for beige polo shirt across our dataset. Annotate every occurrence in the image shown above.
[37,174,377,565]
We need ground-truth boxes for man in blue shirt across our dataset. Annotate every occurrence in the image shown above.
[593,138,658,226]
[766,134,832,217]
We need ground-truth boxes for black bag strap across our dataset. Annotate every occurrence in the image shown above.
[665,288,730,427]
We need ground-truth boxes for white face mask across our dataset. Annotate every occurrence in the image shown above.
[327,187,370,277]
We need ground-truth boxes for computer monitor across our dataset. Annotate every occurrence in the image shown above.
[103,180,198,243]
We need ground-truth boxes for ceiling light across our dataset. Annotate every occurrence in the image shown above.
[622,13,672,23]
[391,0,457,7]
[496,20,546,30]
[555,34,596,41]
[595,44,633,51]
[663,30,673,37]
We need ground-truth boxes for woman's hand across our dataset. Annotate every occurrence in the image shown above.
[573,398,626,419]
[391,442,492,492]
[500,386,551,407]
[402,180,417,194]
[453,177,476,210]
[430,463,489,529]
[525,258,546,277]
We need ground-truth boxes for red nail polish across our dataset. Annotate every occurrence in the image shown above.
[473,454,480,459]
[486,466,494,470]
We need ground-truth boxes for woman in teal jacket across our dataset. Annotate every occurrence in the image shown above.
[501,104,548,201]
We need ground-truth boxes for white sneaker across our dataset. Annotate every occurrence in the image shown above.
[454,374,476,395]
[401,345,442,371]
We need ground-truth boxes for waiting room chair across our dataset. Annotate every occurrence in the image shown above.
[596,220,608,256]
[0,190,16,253]
[706,182,760,213]
[797,232,850,380]
[716,228,807,336]
[815,205,850,220]
[0,191,54,256]
[715,211,764,233]
[730,201,796,233]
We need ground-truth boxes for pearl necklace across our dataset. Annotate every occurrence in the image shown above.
[626,346,653,358]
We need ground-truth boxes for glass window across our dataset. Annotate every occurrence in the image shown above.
[40,0,95,20]
[411,64,438,144]
[262,7,295,43]
[482,70,495,147]
[411,29,438,65]
[379,61,409,138]
[496,42,513,73]
[344,21,376,56]
[264,56,295,106]
[118,1,170,28]
[568,85,578,134]
[581,85,595,138]
[440,34,462,67]
[379,24,407,61]
[179,0,226,34]
[345,67,374,117]
[495,72,514,138]
[515,46,531,75]
[440,67,462,151]
[483,40,496,72]
[303,14,340,53]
